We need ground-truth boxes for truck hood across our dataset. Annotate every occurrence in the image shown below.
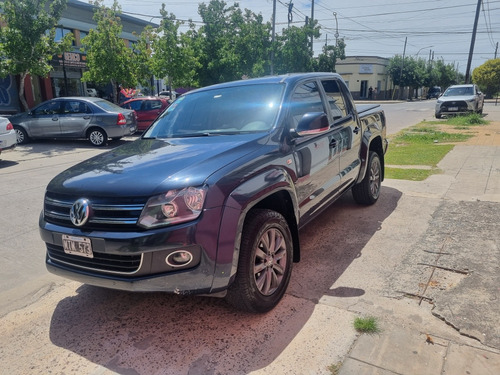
[48,134,269,197]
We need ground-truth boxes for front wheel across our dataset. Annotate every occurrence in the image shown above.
[88,128,108,146]
[226,209,293,313]
[14,127,29,144]
[352,151,382,205]
[435,113,442,119]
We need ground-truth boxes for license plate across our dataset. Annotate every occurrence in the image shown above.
[62,235,93,258]
[448,107,458,111]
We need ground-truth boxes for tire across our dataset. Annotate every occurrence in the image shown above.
[352,151,382,205]
[88,128,107,146]
[14,126,29,144]
[226,209,293,313]
[435,113,442,119]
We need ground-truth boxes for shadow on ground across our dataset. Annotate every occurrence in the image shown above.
[48,187,402,374]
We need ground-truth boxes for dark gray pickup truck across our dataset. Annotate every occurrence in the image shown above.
[40,73,388,312]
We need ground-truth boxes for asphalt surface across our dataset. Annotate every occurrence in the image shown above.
[0,101,499,374]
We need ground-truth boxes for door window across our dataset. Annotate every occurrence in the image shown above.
[289,81,325,128]
[320,80,348,120]
[33,101,62,115]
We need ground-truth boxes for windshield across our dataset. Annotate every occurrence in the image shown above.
[144,83,284,138]
[443,87,473,96]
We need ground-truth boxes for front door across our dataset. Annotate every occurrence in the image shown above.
[290,80,342,226]
[28,100,62,138]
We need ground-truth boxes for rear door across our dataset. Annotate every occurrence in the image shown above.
[138,99,165,129]
[59,100,93,137]
[28,101,63,138]
[320,78,361,186]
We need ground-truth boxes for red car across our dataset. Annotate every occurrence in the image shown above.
[120,97,170,131]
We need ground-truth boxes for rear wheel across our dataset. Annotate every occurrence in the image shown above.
[88,128,107,146]
[226,209,293,313]
[352,151,382,205]
[14,127,29,144]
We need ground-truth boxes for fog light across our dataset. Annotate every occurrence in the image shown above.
[166,251,193,267]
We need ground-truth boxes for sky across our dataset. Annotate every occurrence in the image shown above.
[103,0,500,75]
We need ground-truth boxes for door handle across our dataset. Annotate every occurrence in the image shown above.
[83,116,90,119]
[329,139,337,148]
[353,126,360,134]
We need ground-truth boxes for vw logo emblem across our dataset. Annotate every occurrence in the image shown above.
[70,198,90,227]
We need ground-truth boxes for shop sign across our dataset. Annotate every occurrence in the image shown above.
[359,64,374,74]
[52,52,87,68]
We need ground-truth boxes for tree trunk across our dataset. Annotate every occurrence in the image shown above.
[19,73,29,112]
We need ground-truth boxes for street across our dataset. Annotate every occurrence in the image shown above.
[0,100,498,374]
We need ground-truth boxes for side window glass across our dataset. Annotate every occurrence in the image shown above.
[290,81,324,128]
[128,101,142,111]
[150,101,162,110]
[34,101,61,115]
[321,80,348,120]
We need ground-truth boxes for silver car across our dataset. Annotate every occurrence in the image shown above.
[9,97,137,146]
[435,84,484,119]
[0,116,17,156]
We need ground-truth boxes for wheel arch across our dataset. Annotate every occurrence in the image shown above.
[357,135,385,184]
[211,168,300,293]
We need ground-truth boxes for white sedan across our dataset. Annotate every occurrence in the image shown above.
[0,116,17,157]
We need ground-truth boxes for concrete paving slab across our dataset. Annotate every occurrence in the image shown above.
[343,325,447,375]
[385,200,500,349]
[443,343,500,375]
[339,358,397,375]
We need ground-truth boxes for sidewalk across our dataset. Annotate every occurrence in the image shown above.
[339,102,500,374]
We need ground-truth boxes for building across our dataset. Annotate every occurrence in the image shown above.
[335,56,393,100]
[0,0,154,114]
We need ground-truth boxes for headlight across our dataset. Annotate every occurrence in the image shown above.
[436,100,442,104]
[138,186,207,228]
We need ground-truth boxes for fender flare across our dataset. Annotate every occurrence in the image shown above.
[210,167,299,292]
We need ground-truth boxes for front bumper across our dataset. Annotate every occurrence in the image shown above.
[40,208,226,294]
[435,100,475,115]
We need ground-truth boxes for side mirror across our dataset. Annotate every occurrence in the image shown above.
[291,112,329,138]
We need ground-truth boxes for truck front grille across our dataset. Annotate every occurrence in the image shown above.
[47,243,142,274]
[44,192,147,231]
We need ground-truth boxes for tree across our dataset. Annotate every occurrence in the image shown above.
[81,0,136,103]
[472,59,500,98]
[132,25,156,94]
[150,7,200,90]
[192,0,272,86]
[0,0,72,111]
[273,22,320,74]
[315,38,346,72]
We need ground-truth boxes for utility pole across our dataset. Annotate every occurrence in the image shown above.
[271,0,276,75]
[397,37,407,100]
[465,0,482,83]
[333,12,339,46]
[310,0,315,53]
[495,42,498,58]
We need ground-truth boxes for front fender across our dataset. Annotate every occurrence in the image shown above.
[210,168,298,292]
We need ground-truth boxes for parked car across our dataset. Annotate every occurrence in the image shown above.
[0,116,17,156]
[40,73,388,313]
[435,84,484,118]
[9,97,137,146]
[120,97,170,131]
[426,86,442,99]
